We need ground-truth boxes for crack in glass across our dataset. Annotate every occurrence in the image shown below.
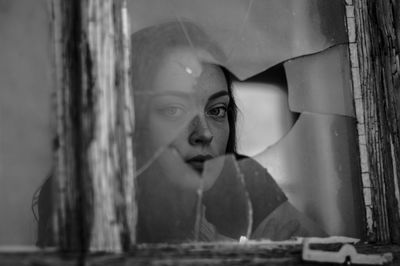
[128,0,362,244]
[0,0,367,249]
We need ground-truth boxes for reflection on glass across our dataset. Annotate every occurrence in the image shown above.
[128,0,348,80]
[234,65,363,238]
[254,113,364,237]
[132,21,327,243]
[0,0,363,249]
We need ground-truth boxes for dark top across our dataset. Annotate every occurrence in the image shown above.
[37,154,287,245]
[203,154,287,239]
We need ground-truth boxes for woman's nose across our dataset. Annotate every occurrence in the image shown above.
[188,115,213,146]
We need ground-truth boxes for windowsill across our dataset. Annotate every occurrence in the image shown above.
[0,240,399,265]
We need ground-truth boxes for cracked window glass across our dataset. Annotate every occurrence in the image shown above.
[128,0,348,80]
[233,62,362,239]
[0,0,363,248]
[131,22,252,242]
[253,113,363,237]
[129,0,362,244]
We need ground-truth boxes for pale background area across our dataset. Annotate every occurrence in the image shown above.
[235,82,295,157]
[0,0,52,245]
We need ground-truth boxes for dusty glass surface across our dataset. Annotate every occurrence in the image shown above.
[129,0,363,244]
[0,0,53,246]
[128,0,348,80]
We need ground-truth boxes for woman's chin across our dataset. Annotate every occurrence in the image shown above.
[187,162,204,174]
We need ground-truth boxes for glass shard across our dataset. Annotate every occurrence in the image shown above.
[284,45,355,117]
[203,155,252,240]
[254,113,363,237]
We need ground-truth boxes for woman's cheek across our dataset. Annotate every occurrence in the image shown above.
[148,116,187,150]
[210,120,230,155]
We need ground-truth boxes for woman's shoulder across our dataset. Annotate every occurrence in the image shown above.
[203,153,288,239]
[234,153,286,202]
[234,153,288,231]
[36,175,54,247]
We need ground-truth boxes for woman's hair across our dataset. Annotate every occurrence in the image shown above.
[221,67,237,153]
[130,21,238,155]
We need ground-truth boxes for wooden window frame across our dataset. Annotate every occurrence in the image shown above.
[2,0,400,264]
[347,0,400,244]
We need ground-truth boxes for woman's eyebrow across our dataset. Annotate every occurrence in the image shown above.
[151,91,192,100]
[208,91,229,101]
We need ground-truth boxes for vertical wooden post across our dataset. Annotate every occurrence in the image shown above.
[353,0,400,243]
[50,0,136,252]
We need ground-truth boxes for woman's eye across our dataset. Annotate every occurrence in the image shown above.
[207,106,227,119]
[158,106,185,118]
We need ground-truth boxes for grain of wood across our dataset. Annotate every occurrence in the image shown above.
[50,0,136,252]
[354,0,400,243]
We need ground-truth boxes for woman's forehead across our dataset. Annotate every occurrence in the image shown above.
[152,48,228,96]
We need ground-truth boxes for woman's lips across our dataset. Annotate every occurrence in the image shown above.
[185,155,213,174]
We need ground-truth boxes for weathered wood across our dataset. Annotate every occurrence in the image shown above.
[353,0,400,243]
[50,0,136,252]
[1,243,400,266]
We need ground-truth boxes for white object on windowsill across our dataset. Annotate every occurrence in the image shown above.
[302,237,393,265]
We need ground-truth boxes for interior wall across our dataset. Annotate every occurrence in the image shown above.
[0,0,52,245]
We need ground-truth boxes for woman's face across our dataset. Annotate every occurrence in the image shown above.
[145,48,230,190]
